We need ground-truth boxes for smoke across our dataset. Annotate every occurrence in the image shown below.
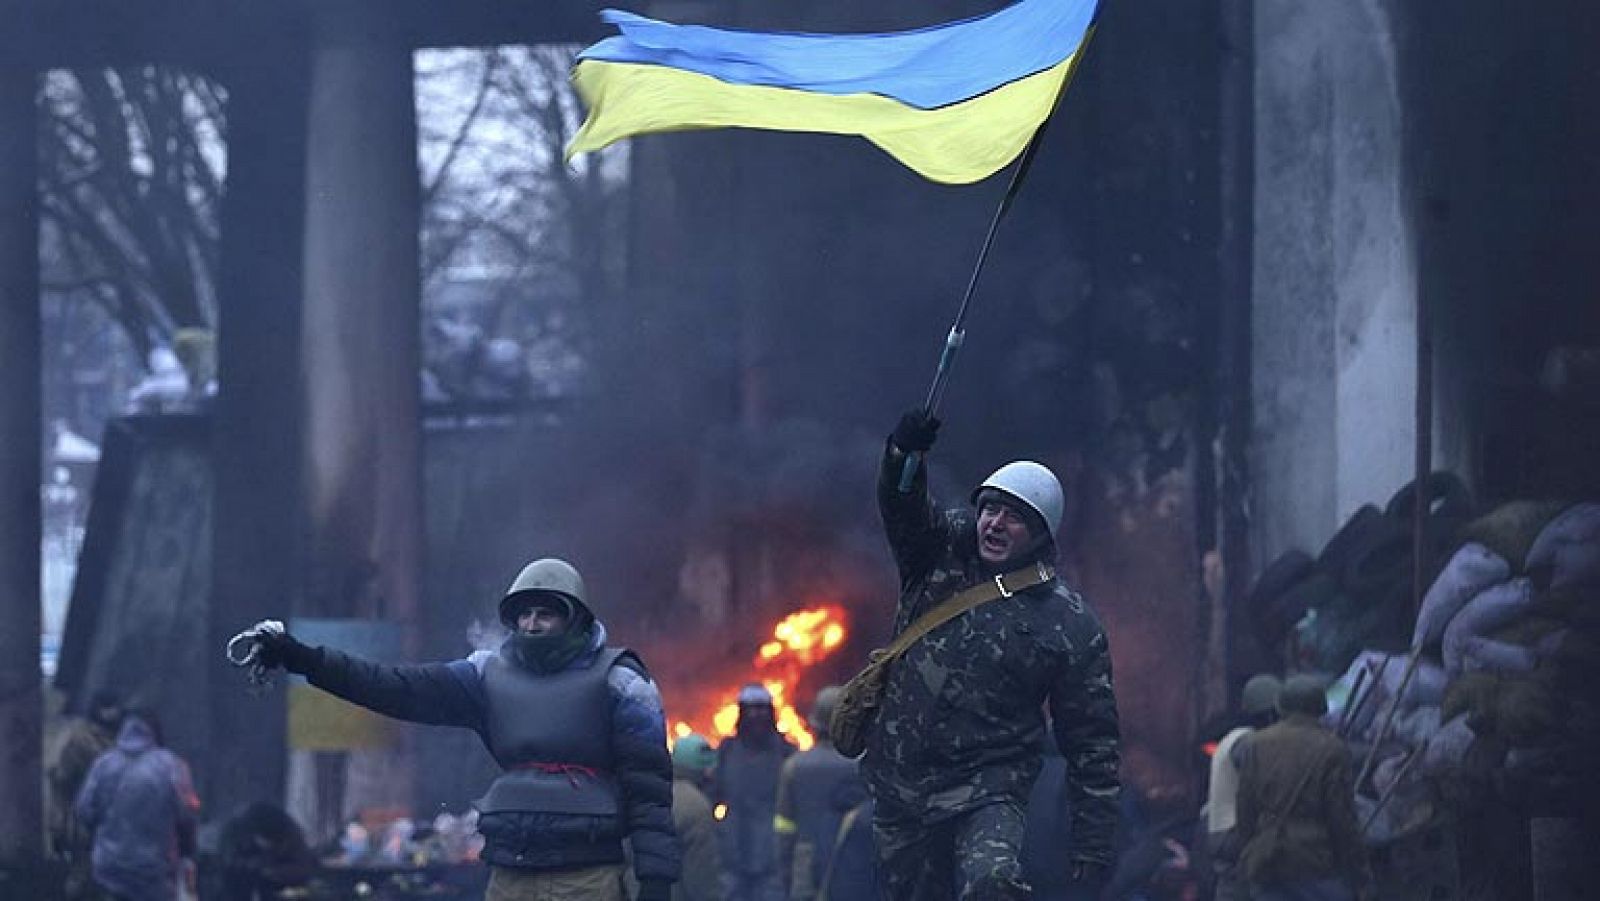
[465,618,507,653]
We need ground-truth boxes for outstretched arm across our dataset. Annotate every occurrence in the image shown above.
[302,646,487,730]
[251,623,486,730]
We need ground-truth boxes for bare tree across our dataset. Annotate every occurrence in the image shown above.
[38,67,227,365]
[416,45,628,399]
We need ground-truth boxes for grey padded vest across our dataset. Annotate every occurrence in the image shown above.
[474,644,628,816]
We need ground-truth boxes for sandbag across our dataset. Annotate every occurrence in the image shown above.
[1442,578,1534,675]
[1412,543,1511,651]
[1457,636,1538,675]
[1490,615,1568,647]
[1328,650,1448,742]
[1391,704,1442,750]
[1458,501,1570,571]
[1527,503,1600,589]
[1422,713,1476,772]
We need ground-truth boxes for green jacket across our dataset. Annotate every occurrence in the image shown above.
[860,443,1121,867]
[670,779,723,901]
[1235,715,1366,887]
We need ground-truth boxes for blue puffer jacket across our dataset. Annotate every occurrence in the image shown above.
[74,717,200,901]
[297,621,681,888]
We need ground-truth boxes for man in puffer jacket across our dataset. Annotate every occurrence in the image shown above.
[74,710,200,901]
[242,558,680,901]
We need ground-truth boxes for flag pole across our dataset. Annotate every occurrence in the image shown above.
[897,35,1093,492]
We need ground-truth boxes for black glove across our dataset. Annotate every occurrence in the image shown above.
[247,621,318,675]
[892,408,941,453]
[635,879,673,901]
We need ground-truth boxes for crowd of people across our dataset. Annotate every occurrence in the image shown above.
[50,407,1394,901]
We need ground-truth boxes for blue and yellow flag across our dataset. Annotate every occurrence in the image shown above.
[567,0,1100,185]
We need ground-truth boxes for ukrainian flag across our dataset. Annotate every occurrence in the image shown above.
[567,0,1100,185]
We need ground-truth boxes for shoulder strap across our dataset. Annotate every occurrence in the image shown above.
[882,562,1056,665]
[1275,748,1325,822]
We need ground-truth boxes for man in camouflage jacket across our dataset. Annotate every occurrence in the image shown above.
[860,410,1121,900]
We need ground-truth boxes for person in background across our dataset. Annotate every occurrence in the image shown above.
[1206,674,1282,901]
[216,801,317,901]
[774,687,865,901]
[50,690,124,900]
[714,684,796,901]
[818,798,880,901]
[671,735,726,901]
[1235,675,1368,901]
[74,708,200,901]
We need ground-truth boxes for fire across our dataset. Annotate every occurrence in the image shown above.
[671,605,849,754]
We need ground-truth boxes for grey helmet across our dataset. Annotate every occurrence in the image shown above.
[971,461,1064,542]
[499,558,592,628]
[809,685,844,734]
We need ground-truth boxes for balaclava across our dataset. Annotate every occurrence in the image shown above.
[506,592,594,674]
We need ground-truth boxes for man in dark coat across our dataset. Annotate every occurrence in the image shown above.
[74,710,200,901]
[861,410,1121,901]
[243,557,681,901]
[50,690,123,899]
[774,686,865,901]
[1234,675,1367,901]
[713,684,796,901]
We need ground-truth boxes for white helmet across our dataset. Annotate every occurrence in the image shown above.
[972,461,1064,542]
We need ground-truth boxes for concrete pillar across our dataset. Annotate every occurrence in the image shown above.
[1252,0,1418,564]
[210,35,313,818]
[297,3,423,820]
[0,65,42,870]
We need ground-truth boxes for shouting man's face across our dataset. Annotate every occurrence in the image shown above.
[977,498,1034,565]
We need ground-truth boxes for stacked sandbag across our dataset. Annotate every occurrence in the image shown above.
[1318,503,1597,832]
[1419,503,1600,809]
[1325,649,1448,746]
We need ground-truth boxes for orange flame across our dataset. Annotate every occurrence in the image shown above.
[670,605,849,754]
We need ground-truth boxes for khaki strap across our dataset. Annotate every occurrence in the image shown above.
[880,561,1056,665]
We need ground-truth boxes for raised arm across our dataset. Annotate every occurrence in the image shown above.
[878,410,949,586]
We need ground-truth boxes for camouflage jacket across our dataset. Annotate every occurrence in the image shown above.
[860,443,1121,867]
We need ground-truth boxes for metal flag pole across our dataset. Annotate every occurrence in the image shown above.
[897,32,1096,492]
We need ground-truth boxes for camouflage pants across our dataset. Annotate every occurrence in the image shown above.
[873,801,1029,901]
[487,864,628,901]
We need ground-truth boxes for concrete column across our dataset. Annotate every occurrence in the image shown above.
[1252,0,1417,563]
[210,36,312,818]
[298,3,423,819]
[0,65,42,870]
